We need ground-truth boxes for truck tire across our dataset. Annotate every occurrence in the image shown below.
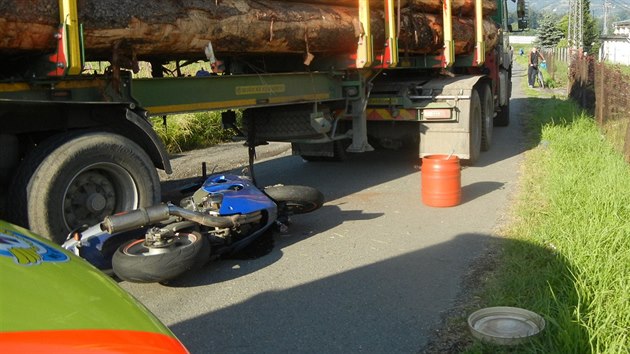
[467,89,482,164]
[112,232,205,283]
[8,132,161,244]
[495,68,511,127]
[495,102,510,127]
[479,84,494,151]
[263,185,324,215]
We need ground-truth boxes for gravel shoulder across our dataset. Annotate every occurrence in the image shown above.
[158,141,292,201]
[159,141,292,182]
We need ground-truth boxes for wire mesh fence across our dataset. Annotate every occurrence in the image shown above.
[569,53,630,162]
[541,48,569,79]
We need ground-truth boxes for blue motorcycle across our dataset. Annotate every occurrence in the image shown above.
[63,174,323,283]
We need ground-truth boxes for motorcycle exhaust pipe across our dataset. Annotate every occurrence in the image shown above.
[101,204,241,234]
[167,205,239,229]
[101,205,171,234]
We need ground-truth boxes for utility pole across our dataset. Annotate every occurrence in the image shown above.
[602,0,611,36]
[578,0,584,48]
[567,0,575,48]
[568,0,584,49]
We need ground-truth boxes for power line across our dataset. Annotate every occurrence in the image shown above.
[607,0,630,12]
[603,0,611,35]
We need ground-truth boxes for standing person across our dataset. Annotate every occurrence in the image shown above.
[528,47,545,88]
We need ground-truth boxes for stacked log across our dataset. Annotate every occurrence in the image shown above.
[277,0,497,16]
[0,0,498,61]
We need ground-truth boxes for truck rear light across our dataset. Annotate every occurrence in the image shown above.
[422,109,451,120]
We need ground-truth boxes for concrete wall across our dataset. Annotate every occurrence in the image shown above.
[600,37,630,66]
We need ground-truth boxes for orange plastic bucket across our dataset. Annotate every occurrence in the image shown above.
[421,154,461,207]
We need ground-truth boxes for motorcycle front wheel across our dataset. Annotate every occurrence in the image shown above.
[112,231,207,283]
[263,185,324,215]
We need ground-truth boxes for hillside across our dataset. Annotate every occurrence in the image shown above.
[515,0,629,19]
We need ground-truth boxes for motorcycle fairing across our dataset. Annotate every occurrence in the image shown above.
[201,174,277,216]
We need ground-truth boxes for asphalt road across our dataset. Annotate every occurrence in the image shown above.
[121,66,529,353]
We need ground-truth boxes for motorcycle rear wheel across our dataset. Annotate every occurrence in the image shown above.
[263,185,324,215]
[112,231,206,283]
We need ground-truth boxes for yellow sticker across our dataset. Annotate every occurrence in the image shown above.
[235,84,286,95]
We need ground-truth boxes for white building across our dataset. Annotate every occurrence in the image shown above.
[613,20,630,36]
[508,35,537,45]
[600,20,630,65]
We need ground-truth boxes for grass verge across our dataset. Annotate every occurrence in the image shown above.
[465,96,630,353]
[150,111,239,154]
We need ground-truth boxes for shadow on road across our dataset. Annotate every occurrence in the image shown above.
[460,181,505,205]
[168,233,583,353]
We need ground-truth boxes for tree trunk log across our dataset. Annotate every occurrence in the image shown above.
[397,12,499,55]
[0,0,498,61]
[280,0,497,16]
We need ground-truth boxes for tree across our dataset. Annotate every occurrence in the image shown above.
[558,15,569,36]
[582,0,600,54]
[537,14,565,47]
[528,8,543,29]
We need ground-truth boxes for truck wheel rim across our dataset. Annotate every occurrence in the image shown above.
[63,163,139,230]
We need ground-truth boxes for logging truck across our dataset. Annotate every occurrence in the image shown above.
[0,0,527,243]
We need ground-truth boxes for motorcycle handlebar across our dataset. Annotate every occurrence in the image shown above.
[101,204,240,234]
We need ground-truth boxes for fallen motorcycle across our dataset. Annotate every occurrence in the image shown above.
[62,174,324,283]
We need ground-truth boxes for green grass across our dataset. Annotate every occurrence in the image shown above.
[546,59,569,88]
[465,95,630,353]
[150,111,239,154]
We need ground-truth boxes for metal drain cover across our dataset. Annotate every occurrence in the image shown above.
[468,306,545,345]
